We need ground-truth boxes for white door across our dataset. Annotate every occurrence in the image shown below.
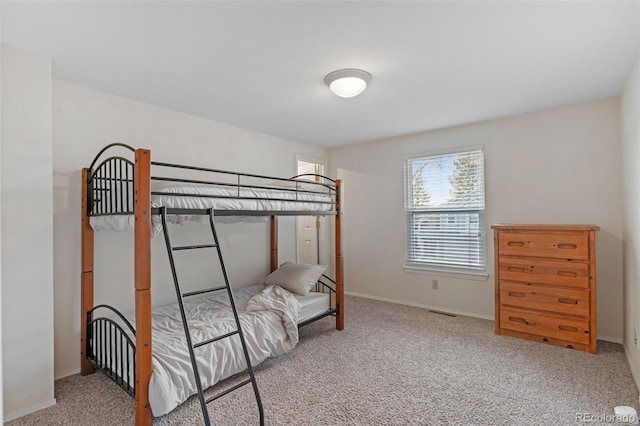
[296,159,324,264]
[298,215,319,264]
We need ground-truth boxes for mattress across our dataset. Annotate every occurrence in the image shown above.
[90,181,333,235]
[93,284,332,416]
[293,291,331,324]
[151,180,333,213]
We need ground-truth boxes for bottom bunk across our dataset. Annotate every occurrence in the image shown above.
[86,275,337,417]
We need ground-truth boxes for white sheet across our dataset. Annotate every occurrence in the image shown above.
[142,285,299,416]
[152,181,332,214]
[293,291,331,324]
[96,284,332,417]
[90,181,333,235]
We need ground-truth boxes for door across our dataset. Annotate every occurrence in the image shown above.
[298,215,319,264]
[296,159,324,264]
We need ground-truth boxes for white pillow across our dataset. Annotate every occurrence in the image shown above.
[264,262,327,296]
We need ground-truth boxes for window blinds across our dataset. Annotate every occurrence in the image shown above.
[405,149,486,271]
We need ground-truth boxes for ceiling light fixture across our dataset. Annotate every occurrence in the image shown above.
[324,69,372,98]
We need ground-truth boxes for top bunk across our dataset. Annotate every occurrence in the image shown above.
[86,143,338,221]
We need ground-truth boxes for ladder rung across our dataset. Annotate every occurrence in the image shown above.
[173,244,218,251]
[206,379,253,404]
[182,286,227,298]
[193,330,238,349]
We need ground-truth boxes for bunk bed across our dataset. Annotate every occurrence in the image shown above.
[81,143,344,425]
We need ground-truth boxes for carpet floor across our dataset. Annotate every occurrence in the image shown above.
[8,295,639,425]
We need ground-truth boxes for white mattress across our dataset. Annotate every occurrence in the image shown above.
[94,284,332,417]
[152,181,332,213]
[293,291,331,324]
[90,181,332,235]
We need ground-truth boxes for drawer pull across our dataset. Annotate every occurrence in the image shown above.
[508,316,530,325]
[557,243,577,250]
[508,291,525,298]
[557,271,578,277]
[542,337,549,342]
[558,325,579,332]
[567,345,574,349]
[558,297,578,305]
[508,267,525,273]
[507,241,525,247]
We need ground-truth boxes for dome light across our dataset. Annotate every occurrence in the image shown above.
[324,69,372,98]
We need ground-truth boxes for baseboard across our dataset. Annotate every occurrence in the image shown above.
[345,292,623,344]
[345,291,494,321]
[4,398,57,422]
[624,343,640,393]
[599,335,623,344]
[55,368,80,381]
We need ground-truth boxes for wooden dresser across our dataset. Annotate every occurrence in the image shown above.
[492,225,599,353]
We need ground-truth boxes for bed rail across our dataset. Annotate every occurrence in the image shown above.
[86,144,336,217]
[86,305,136,397]
[315,274,337,296]
[152,162,336,192]
[299,274,338,328]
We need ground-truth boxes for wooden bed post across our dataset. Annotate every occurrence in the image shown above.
[335,180,344,331]
[270,216,278,272]
[81,168,95,375]
[134,149,152,425]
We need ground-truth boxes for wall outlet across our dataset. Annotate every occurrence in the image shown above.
[432,279,438,290]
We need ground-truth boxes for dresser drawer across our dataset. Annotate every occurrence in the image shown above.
[499,281,589,317]
[500,307,590,344]
[498,257,589,289]
[498,232,588,260]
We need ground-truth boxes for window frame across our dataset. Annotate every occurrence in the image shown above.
[403,145,488,280]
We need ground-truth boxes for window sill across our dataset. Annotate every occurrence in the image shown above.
[403,265,489,281]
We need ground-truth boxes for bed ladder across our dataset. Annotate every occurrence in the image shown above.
[160,207,264,426]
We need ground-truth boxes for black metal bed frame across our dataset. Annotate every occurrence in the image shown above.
[87,143,337,218]
[85,143,340,405]
[86,305,137,396]
[86,274,338,398]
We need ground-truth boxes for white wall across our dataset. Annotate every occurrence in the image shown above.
[329,100,624,342]
[621,46,640,385]
[0,42,4,425]
[1,43,55,420]
[53,80,328,379]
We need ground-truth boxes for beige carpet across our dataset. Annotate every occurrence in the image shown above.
[8,295,639,425]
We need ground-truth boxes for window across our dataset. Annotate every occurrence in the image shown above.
[404,147,486,275]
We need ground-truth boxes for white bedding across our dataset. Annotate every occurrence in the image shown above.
[293,291,331,324]
[146,285,297,416]
[152,181,332,214]
[98,284,331,416]
[90,181,333,236]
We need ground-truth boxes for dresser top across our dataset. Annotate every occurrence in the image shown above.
[491,224,600,231]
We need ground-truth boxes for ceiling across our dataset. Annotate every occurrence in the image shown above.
[2,1,638,148]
